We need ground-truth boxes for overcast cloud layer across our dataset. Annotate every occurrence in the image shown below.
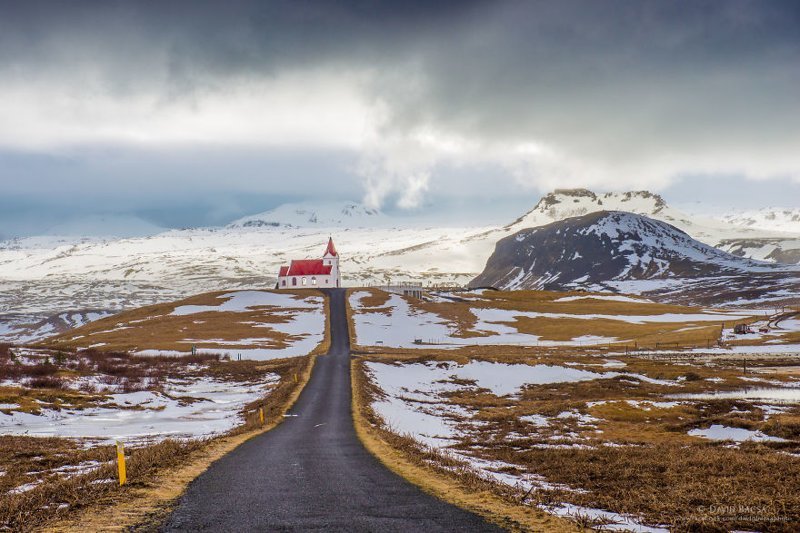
[1,0,799,235]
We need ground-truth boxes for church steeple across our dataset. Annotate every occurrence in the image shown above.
[324,236,338,258]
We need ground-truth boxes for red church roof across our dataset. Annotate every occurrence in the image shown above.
[324,237,338,257]
[284,259,332,276]
[278,266,289,277]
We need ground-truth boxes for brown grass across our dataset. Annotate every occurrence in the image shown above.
[348,288,756,351]
[351,356,578,533]
[354,349,800,532]
[501,444,800,531]
[40,289,327,355]
[13,353,319,533]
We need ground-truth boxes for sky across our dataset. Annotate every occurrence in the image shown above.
[1,0,799,237]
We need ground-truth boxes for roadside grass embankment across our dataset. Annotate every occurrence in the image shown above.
[4,352,318,533]
[354,347,800,532]
[351,355,578,532]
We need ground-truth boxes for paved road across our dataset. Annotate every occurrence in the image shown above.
[162,288,503,532]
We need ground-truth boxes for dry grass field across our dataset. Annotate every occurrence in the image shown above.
[354,346,800,532]
[40,289,328,357]
[0,289,331,530]
[348,288,771,351]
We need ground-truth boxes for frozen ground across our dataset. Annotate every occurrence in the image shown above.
[2,192,799,343]
[58,291,327,361]
[349,290,752,349]
[365,359,678,532]
[0,375,277,445]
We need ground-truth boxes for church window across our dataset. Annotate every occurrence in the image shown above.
[292,277,297,286]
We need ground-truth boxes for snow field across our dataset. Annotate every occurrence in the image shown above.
[349,290,751,349]
[365,359,674,532]
[75,291,327,361]
[0,375,279,445]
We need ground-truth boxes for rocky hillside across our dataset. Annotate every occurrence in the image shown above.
[471,211,800,306]
[508,189,800,268]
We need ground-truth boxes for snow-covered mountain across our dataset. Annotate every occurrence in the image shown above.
[1,191,799,341]
[471,211,800,306]
[228,202,386,229]
[506,189,800,266]
[718,208,800,234]
[507,189,669,229]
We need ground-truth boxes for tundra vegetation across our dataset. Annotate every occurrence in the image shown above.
[0,345,317,530]
[350,289,800,532]
[354,345,800,532]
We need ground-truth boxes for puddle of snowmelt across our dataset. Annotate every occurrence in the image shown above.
[671,387,800,403]
[0,375,278,444]
[472,307,751,326]
[554,294,650,303]
[688,424,786,443]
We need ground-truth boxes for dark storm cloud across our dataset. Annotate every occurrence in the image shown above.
[2,0,798,151]
[0,0,799,234]
[0,0,482,92]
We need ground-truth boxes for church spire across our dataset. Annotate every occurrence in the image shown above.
[324,236,338,257]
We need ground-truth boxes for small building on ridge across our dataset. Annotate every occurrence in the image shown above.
[277,237,341,289]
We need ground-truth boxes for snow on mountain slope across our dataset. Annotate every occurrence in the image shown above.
[1,192,799,342]
[508,189,800,266]
[470,211,800,306]
[0,220,498,341]
[228,201,386,228]
[719,208,800,234]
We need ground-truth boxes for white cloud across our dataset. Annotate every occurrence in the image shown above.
[0,68,376,151]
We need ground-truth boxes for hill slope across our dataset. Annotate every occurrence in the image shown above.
[471,211,800,306]
[2,191,799,341]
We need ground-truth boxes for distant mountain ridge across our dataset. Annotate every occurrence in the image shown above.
[2,190,799,342]
[228,202,385,229]
[471,211,800,305]
[719,207,800,234]
[507,189,668,229]
[505,188,800,267]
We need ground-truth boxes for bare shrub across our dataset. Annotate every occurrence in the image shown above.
[25,376,67,389]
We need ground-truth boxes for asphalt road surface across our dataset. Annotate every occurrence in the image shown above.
[161,288,503,532]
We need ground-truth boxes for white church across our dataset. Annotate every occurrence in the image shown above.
[276,237,341,288]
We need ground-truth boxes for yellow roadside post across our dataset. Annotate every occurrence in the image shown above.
[259,407,265,425]
[294,373,298,383]
[116,440,127,486]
